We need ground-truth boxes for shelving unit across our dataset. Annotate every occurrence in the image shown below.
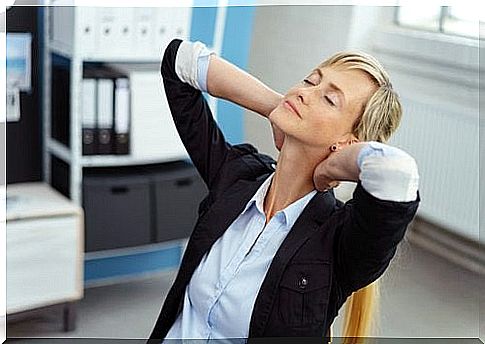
[39,3,258,287]
[43,4,227,205]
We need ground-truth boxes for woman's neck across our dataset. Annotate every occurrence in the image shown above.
[263,138,330,224]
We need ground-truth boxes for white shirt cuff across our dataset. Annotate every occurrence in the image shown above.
[357,142,419,202]
[175,40,215,92]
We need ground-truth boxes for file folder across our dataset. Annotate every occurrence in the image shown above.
[81,78,97,155]
[96,78,114,155]
[114,78,130,154]
[82,64,131,156]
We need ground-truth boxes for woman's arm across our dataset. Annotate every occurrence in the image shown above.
[161,39,232,190]
[314,142,420,294]
[206,55,283,118]
[206,54,286,150]
[176,40,285,150]
[313,141,419,202]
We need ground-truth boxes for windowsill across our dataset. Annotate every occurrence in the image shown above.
[372,24,482,73]
[368,23,481,118]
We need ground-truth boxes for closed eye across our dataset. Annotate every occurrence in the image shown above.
[325,96,336,106]
[303,79,314,86]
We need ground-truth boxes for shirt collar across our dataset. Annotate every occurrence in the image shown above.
[241,172,317,228]
[241,172,275,216]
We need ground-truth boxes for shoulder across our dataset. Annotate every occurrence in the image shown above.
[198,142,275,215]
[227,143,277,179]
[208,143,275,195]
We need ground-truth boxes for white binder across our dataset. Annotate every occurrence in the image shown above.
[81,79,96,129]
[97,8,118,59]
[76,7,97,57]
[97,78,114,154]
[115,8,134,58]
[114,78,130,136]
[81,78,97,155]
[97,79,114,130]
[133,8,155,59]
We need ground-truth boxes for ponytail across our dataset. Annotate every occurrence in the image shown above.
[340,280,380,344]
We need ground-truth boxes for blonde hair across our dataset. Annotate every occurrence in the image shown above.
[319,51,402,143]
[320,52,402,343]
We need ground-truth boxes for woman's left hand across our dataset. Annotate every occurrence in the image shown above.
[313,142,368,192]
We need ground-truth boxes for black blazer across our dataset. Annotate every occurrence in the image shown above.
[148,39,420,342]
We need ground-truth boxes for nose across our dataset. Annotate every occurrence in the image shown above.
[296,84,319,105]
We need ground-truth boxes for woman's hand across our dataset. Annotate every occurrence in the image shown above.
[313,142,368,191]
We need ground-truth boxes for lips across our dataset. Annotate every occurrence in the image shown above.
[284,100,301,118]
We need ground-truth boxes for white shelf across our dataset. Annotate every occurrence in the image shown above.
[81,153,188,168]
[49,40,73,59]
[48,137,188,168]
[47,137,72,164]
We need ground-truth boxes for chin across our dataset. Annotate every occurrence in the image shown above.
[269,107,300,135]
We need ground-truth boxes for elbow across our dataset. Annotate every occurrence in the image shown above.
[359,155,419,202]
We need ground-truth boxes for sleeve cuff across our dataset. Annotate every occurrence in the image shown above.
[175,40,215,92]
[357,142,419,202]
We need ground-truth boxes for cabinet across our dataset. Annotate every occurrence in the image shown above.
[40,4,244,286]
[44,5,201,204]
[6,182,84,330]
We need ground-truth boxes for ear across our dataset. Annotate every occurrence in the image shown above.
[349,134,360,145]
[338,133,360,146]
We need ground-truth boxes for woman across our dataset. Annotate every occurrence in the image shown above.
[148,39,420,343]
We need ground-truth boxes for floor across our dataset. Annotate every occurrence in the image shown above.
[6,240,485,342]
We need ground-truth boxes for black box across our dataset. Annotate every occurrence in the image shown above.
[150,165,207,242]
[83,173,152,252]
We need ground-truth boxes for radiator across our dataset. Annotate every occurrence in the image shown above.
[389,97,480,243]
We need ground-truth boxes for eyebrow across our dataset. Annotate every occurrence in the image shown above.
[312,68,347,107]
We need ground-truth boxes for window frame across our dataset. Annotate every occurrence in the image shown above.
[394,5,483,41]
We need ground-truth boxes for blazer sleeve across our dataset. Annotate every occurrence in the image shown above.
[334,181,420,295]
[161,39,231,191]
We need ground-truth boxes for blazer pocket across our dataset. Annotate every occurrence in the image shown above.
[278,262,331,327]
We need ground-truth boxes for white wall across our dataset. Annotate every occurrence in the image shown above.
[245,5,483,244]
[244,5,354,158]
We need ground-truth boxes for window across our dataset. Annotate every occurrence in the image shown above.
[395,4,484,39]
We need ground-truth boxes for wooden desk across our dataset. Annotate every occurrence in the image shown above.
[7,182,84,331]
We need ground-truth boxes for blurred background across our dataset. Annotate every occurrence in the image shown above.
[3,1,484,342]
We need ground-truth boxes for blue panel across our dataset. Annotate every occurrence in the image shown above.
[217,6,256,144]
[84,245,182,282]
[192,0,219,7]
[190,6,217,47]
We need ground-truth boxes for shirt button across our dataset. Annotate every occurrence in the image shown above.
[298,276,308,289]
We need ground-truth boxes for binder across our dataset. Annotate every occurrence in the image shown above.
[97,7,118,59]
[82,64,131,155]
[96,78,114,155]
[133,8,155,56]
[81,78,97,155]
[113,78,130,154]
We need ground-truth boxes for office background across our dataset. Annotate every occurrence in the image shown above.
[4,2,485,342]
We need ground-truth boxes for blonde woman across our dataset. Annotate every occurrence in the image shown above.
[148,39,420,343]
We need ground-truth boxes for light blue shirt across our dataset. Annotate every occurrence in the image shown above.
[164,172,317,341]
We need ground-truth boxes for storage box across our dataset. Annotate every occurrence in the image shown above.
[151,165,207,242]
[83,173,152,252]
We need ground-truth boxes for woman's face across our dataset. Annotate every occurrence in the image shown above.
[269,64,377,149]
